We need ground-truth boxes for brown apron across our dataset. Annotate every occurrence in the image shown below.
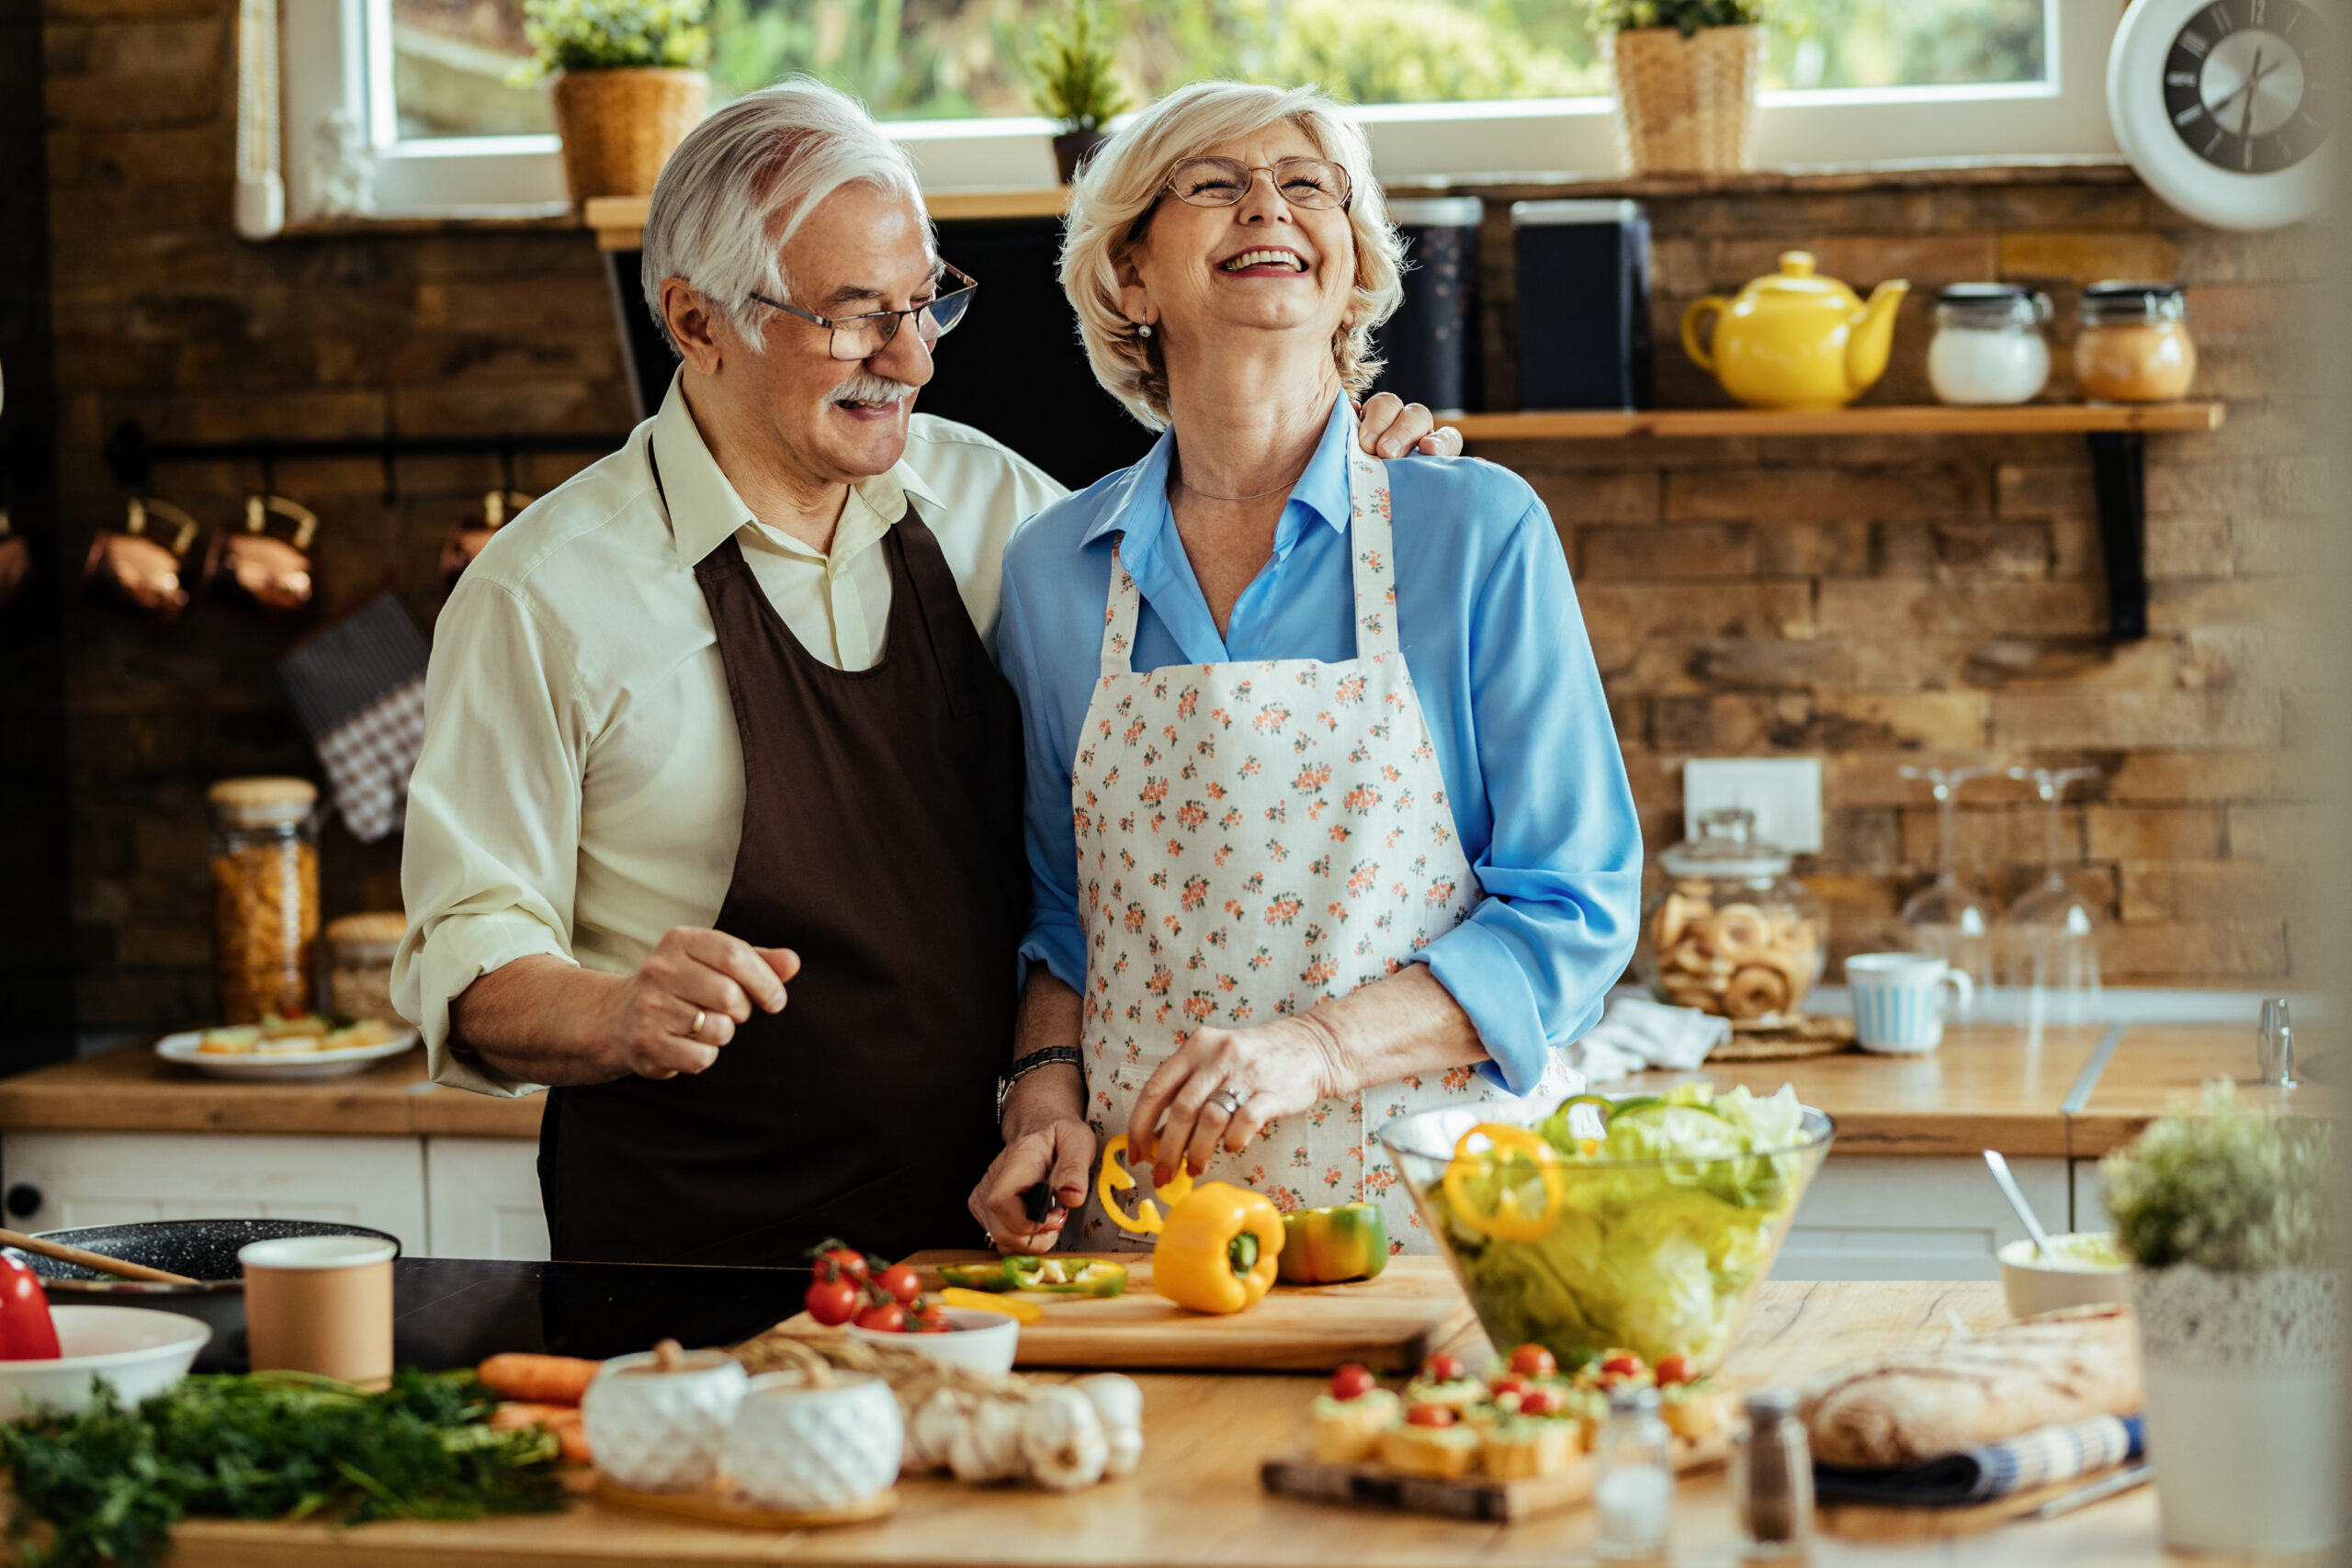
[538,499,1025,1266]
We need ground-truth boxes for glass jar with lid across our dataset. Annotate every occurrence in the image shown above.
[208,776,319,1023]
[1928,284,2053,406]
[324,910,406,1023]
[2075,282,2196,402]
[1636,808,1826,1024]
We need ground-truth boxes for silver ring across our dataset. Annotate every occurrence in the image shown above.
[690,1008,707,1041]
[1209,1088,1245,1117]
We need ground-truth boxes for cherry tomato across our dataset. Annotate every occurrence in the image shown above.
[1420,1353,1466,1384]
[1329,1363,1378,1402]
[1508,1343,1558,1378]
[1518,1388,1563,1417]
[0,1258,58,1360]
[876,1263,922,1305]
[1656,1355,1697,1386]
[1487,1373,1530,1399]
[855,1302,908,1333]
[803,1278,860,1326]
[1601,1352,1645,1380]
[1404,1404,1456,1427]
[816,1247,869,1285]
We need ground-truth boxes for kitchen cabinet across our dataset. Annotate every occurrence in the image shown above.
[1767,1155,2069,1281]
[424,1137,550,1261]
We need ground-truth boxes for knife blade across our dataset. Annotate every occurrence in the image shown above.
[2018,1461,2153,1521]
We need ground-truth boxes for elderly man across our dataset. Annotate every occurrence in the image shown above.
[393,79,1460,1267]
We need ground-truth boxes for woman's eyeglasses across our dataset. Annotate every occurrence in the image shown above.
[1163,157,1353,211]
[748,264,978,362]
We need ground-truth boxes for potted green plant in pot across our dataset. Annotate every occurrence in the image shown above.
[1600,1,1767,175]
[1028,3,1129,185]
[2101,1083,2339,1554]
[522,0,712,205]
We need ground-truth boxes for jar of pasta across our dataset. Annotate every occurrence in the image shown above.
[208,777,320,1024]
[1636,808,1826,1024]
[324,910,405,1023]
[2075,282,2196,402]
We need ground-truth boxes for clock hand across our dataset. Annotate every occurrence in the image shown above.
[2240,48,2268,141]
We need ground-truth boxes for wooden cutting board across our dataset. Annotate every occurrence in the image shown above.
[1261,1429,1734,1522]
[869,1250,1475,1372]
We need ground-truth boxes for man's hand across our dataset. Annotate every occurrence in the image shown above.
[969,1063,1091,1254]
[602,927,799,1080]
[1128,1015,1348,1188]
[1358,391,1464,459]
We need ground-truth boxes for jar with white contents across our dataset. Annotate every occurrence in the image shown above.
[1928,284,2053,406]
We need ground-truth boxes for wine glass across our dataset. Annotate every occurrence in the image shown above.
[1896,764,2001,1010]
[2000,766,2106,1040]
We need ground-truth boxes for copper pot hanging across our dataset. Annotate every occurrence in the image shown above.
[205,493,319,615]
[438,490,531,593]
[85,496,201,622]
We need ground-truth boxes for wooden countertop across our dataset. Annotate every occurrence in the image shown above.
[2070,1021,2331,1156]
[142,1280,2227,1567]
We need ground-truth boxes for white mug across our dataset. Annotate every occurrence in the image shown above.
[1846,953,1974,1054]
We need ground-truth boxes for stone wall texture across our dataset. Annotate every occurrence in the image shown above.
[43,0,2317,1026]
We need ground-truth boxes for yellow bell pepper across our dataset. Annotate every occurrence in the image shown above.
[940,1286,1045,1323]
[1151,1182,1285,1314]
[1096,1134,1193,1235]
[1442,1123,1566,1242]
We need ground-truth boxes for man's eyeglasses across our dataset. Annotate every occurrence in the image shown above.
[1163,157,1352,211]
[748,264,978,362]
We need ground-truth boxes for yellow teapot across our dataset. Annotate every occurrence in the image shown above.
[1680,252,1909,410]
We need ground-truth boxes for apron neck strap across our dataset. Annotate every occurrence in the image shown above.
[1098,542,1144,679]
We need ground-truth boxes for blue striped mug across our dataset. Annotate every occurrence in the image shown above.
[1846,953,1975,1054]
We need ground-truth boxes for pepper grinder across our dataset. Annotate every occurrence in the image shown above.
[1732,1387,1814,1562]
[2257,996,2297,1089]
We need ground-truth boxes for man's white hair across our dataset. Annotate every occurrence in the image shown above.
[639,77,930,357]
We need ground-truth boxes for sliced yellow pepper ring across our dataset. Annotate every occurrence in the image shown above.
[1442,1122,1567,1242]
[1096,1134,1194,1235]
[939,1287,1045,1323]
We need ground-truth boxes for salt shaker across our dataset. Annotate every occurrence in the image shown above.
[1732,1388,1814,1562]
[1593,1385,1674,1563]
[2257,996,2297,1089]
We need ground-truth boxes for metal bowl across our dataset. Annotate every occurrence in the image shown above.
[16,1219,404,1372]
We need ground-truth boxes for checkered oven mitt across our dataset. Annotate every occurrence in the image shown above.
[275,591,430,842]
[1814,1414,2144,1507]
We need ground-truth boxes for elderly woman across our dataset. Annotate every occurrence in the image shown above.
[969,83,1641,1256]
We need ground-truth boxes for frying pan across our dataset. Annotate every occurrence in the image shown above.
[14,1219,403,1372]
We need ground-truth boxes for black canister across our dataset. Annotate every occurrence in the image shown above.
[1373,197,1485,413]
[1511,198,1653,411]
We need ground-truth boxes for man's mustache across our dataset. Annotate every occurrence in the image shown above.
[831,372,917,407]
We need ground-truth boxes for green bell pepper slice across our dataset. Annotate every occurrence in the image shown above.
[937,1260,1017,1292]
[1275,1201,1389,1284]
[1003,1257,1130,1297]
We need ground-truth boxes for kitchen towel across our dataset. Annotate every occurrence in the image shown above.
[1563,994,1732,1083]
[275,590,430,842]
[1814,1414,2144,1507]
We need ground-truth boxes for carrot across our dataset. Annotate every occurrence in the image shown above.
[478,1352,601,1404]
[490,1401,579,1430]
[555,1415,594,1466]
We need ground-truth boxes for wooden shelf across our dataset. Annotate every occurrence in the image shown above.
[1442,402,2227,441]
[582,188,1069,251]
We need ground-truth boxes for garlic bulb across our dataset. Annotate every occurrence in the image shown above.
[947,1396,1027,1484]
[1073,1373,1145,1477]
[907,1388,972,1473]
[1020,1385,1109,1491]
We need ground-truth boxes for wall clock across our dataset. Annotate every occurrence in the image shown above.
[2109,0,2330,230]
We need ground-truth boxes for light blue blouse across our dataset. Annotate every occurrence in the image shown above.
[997,397,1643,1094]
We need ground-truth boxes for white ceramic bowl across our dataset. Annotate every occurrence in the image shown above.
[0,1304,211,1420]
[725,1369,901,1512]
[846,1308,1018,1373]
[582,1348,750,1492]
[1999,1233,2133,1317]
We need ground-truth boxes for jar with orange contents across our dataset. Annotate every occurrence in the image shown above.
[2074,282,2197,402]
[208,776,320,1023]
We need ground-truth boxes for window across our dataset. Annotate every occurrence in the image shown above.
[268,0,2119,224]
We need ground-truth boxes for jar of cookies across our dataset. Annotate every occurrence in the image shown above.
[208,776,320,1024]
[324,910,406,1023]
[1638,808,1825,1024]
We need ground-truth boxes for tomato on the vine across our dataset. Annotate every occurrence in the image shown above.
[876,1263,922,1304]
[855,1302,907,1333]
[803,1278,860,1326]
[815,1247,869,1284]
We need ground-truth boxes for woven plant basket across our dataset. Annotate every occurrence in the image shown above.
[1608,25,1763,175]
[550,67,708,204]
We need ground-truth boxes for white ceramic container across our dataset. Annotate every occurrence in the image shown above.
[582,1348,750,1493]
[847,1308,1019,1373]
[725,1369,902,1513]
[1996,1234,2132,1316]
[0,1305,210,1420]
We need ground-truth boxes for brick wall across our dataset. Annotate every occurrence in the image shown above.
[40,2,2315,1026]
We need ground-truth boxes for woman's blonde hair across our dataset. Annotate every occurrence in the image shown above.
[1060,82,1405,430]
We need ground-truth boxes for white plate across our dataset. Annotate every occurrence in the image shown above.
[156,1028,419,1081]
[0,1304,211,1420]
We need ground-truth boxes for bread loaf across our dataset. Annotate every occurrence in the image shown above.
[1801,1303,2141,1468]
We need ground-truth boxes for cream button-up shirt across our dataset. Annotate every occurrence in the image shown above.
[394,375,1065,1096]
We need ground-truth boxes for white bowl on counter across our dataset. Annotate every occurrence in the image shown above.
[846,1308,1019,1372]
[1998,1232,2133,1317]
[726,1369,902,1512]
[582,1347,750,1493]
[0,1305,212,1420]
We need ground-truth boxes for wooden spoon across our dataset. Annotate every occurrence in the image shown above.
[0,1226,198,1285]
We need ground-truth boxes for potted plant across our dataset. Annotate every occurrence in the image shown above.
[522,0,712,205]
[1600,1,1767,175]
[1028,3,1130,185]
[2101,1082,2339,1554]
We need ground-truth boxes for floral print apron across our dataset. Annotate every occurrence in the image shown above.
[1069,423,1580,1253]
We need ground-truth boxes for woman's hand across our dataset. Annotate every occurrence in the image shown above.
[1128,1015,1350,1187]
[1357,392,1464,458]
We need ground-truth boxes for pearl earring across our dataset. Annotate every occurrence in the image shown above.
[1134,321,1152,338]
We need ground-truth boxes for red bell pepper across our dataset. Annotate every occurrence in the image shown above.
[0,1255,60,1360]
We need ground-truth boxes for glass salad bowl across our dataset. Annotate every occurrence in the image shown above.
[1377,1087,1834,1376]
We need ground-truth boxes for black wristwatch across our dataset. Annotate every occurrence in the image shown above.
[995,1044,1083,1125]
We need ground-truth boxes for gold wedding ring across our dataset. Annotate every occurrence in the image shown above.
[690,1008,707,1042]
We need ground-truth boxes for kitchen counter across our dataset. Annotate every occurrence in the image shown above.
[143,1275,2220,1568]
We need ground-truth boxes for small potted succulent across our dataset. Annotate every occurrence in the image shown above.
[521,0,712,204]
[2101,1082,2338,1554]
[1027,2,1130,185]
[1600,0,1768,175]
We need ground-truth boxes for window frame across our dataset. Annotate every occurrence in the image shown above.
[273,0,2120,225]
